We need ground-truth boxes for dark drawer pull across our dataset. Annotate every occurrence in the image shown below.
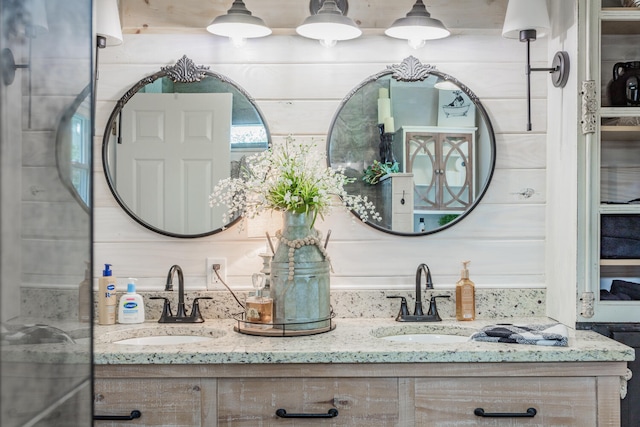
[94,410,142,421]
[474,407,537,418]
[275,408,338,419]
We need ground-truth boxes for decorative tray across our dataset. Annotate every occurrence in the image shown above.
[231,312,336,337]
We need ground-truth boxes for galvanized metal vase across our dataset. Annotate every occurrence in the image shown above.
[270,211,331,331]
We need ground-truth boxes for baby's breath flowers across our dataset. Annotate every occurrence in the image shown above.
[209,135,381,229]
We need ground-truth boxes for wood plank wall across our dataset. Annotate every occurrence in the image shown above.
[93,1,550,292]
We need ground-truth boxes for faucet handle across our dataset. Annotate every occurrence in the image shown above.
[387,296,410,321]
[150,297,173,321]
[427,295,450,321]
[189,297,212,323]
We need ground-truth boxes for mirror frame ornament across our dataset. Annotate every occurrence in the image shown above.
[327,56,496,236]
[102,55,271,238]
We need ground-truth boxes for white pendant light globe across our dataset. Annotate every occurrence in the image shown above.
[385,0,450,49]
[207,0,272,47]
[296,0,361,48]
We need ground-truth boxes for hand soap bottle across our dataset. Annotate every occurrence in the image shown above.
[118,278,145,324]
[98,264,117,325]
[455,261,475,321]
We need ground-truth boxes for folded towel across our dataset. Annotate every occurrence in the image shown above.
[469,323,568,347]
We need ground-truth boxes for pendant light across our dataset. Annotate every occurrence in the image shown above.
[206,0,272,47]
[502,0,570,131]
[296,0,361,48]
[385,0,450,49]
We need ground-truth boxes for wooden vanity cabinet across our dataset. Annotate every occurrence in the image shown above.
[94,362,625,427]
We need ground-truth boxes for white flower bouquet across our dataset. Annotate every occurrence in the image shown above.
[209,136,380,228]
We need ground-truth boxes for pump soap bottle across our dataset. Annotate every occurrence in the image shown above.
[98,263,117,325]
[118,278,145,324]
[455,261,476,321]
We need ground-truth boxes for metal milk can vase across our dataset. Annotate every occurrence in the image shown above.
[270,210,331,330]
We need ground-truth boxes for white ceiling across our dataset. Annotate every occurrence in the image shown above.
[121,0,509,33]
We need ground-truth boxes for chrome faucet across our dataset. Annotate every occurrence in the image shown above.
[150,265,211,323]
[387,263,449,322]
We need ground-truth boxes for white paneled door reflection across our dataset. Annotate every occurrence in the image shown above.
[117,93,232,234]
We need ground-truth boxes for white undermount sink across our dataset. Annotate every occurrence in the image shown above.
[114,335,215,345]
[380,334,469,344]
[372,324,475,344]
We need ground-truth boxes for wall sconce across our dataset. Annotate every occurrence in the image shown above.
[385,0,450,49]
[95,0,123,133]
[95,0,123,86]
[502,0,570,131]
[1,0,48,130]
[296,0,361,48]
[206,0,271,47]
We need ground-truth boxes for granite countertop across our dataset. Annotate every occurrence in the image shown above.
[93,317,635,365]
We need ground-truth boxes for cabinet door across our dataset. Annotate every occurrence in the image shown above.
[406,131,473,211]
[94,378,215,427]
[414,377,597,426]
[579,0,640,322]
[217,377,399,426]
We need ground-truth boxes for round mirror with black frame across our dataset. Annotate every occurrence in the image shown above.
[327,56,496,236]
[102,56,271,238]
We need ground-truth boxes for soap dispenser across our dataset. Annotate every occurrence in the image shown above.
[118,278,145,324]
[455,261,475,321]
[98,263,117,325]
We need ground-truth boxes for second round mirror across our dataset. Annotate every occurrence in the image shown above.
[327,56,496,236]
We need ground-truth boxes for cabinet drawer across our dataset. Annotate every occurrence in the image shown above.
[414,377,597,426]
[94,378,214,427]
[218,377,399,426]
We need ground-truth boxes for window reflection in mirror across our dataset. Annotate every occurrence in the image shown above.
[70,111,91,206]
[56,84,91,210]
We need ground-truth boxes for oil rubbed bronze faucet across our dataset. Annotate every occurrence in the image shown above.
[387,263,449,322]
[150,265,211,323]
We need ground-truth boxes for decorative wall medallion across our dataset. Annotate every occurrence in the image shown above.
[161,55,209,83]
[581,80,597,135]
[388,56,436,82]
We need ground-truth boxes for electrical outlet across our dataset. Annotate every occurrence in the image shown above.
[206,257,227,289]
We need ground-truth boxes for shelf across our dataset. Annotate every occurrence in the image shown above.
[601,259,640,266]
[600,107,640,117]
[601,9,640,35]
[601,125,640,141]
[600,204,640,213]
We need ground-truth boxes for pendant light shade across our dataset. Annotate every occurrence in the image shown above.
[296,0,361,48]
[385,0,450,49]
[96,0,123,47]
[501,0,550,40]
[207,0,272,46]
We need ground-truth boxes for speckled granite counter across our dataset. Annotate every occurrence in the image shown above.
[93,317,635,365]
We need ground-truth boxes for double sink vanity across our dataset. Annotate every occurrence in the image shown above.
[94,316,633,426]
[87,52,636,426]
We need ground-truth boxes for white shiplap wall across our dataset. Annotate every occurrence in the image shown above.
[94,27,550,293]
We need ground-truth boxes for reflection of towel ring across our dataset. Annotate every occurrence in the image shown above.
[454,158,464,171]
